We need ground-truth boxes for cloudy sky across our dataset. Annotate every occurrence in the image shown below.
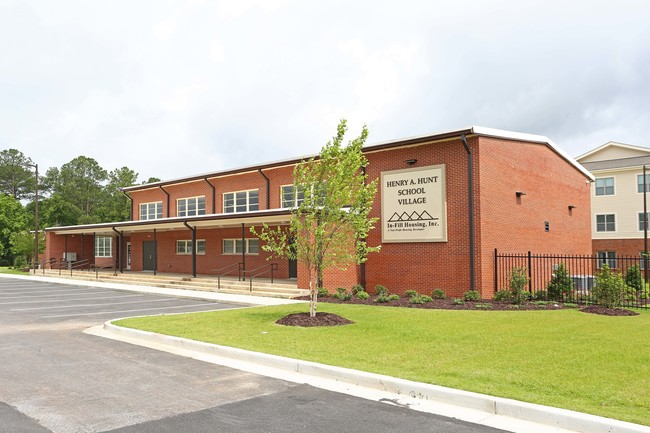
[1,0,649,182]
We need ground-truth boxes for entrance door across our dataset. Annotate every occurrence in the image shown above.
[143,241,156,271]
[126,242,131,270]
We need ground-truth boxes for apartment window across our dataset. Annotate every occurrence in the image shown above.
[223,190,259,213]
[597,251,616,269]
[596,214,615,232]
[595,177,614,196]
[222,239,259,255]
[95,236,112,257]
[640,251,650,270]
[176,239,206,255]
[638,174,650,193]
[281,185,305,208]
[639,213,650,231]
[177,196,206,217]
[139,202,163,220]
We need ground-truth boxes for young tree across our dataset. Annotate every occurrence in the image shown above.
[254,119,380,317]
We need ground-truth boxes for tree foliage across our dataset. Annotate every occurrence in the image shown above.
[253,119,380,317]
[0,194,28,265]
[0,149,36,199]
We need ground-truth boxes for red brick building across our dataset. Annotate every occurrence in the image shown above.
[45,127,593,297]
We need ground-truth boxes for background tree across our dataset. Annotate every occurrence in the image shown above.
[0,149,36,199]
[9,230,44,263]
[254,119,380,317]
[0,194,28,266]
[97,167,139,222]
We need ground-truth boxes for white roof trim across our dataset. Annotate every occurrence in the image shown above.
[576,141,650,161]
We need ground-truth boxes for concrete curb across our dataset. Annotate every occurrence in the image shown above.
[104,321,650,433]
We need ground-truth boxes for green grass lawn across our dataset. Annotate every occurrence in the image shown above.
[115,303,650,426]
[0,266,29,275]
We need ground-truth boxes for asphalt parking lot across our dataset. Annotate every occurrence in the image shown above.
[0,277,508,433]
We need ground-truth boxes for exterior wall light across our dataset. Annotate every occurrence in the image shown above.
[568,205,577,210]
[405,159,418,165]
[515,191,526,198]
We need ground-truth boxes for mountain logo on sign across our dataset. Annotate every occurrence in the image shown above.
[388,210,437,222]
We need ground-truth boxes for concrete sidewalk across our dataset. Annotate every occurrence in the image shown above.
[4,273,649,433]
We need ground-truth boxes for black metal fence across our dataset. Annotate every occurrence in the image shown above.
[494,249,649,309]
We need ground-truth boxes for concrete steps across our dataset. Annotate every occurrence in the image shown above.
[35,269,308,299]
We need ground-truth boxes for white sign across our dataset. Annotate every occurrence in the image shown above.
[381,165,447,243]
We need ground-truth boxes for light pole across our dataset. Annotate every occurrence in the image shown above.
[26,163,39,272]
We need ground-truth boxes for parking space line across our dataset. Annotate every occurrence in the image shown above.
[12,298,177,311]
[42,303,219,318]
[0,294,144,306]
[0,291,115,300]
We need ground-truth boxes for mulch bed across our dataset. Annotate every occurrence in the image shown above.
[580,305,639,316]
[276,312,355,327]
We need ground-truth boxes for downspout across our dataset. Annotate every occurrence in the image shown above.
[258,169,270,209]
[183,222,197,278]
[241,223,246,281]
[360,166,367,289]
[81,233,85,264]
[112,227,123,273]
[460,134,476,293]
[121,190,133,220]
[159,185,170,217]
[203,178,216,214]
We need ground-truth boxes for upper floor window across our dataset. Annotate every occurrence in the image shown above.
[639,213,650,231]
[281,185,305,208]
[176,239,206,255]
[596,214,615,232]
[140,202,163,220]
[95,236,113,257]
[177,196,206,217]
[223,190,259,213]
[595,177,614,196]
[638,174,650,193]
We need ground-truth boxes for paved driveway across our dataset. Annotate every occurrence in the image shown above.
[0,277,508,433]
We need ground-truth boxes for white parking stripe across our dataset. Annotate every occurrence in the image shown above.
[0,294,143,306]
[42,303,218,318]
[12,298,177,311]
[0,291,113,300]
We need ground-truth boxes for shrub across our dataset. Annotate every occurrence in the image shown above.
[493,290,511,302]
[509,267,529,305]
[356,291,370,300]
[532,290,548,301]
[375,295,390,303]
[332,287,352,301]
[388,294,400,301]
[351,284,365,295]
[404,290,418,298]
[547,263,573,300]
[463,290,480,301]
[375,285,389,296]
[475,303,492,309]
[625,265,643,293]
[593,264,627,308]
[409,294,432,304]
[317,287,329,297]
[13,256,27,270]
[431,289,446,299]
[452,298,465,305]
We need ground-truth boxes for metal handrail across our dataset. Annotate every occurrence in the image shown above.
[68,259,90,276]
[41,258,57,274]
[243,263,278,292]
[94,264,117,279]
[212,262,243,290]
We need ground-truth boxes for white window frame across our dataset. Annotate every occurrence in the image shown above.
[176,239,206,255]
[95,236,113,257]
[638,212,650,231]
[638,174,650,193]
[597,251,616,269]
[177,196,206,217]
[595,177,614,196]
[595,214,616,232]
[222,238,259,255]
[280,185,305,208]
[139,201,163,220]
[223,189,259,213]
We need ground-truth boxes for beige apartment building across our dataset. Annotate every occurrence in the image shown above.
[577,142,650,268]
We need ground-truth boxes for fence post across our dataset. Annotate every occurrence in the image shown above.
[527,251,533,293]
[494,248,498,293]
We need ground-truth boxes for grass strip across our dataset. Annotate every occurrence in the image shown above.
[115,303,650,426]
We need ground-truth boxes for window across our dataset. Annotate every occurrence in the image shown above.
[639,213,650,231]
[222,239,260,255]
[640,251,650,270]
[595,177,614,196]
[596,214,615,232]
[176,239,206,255]
[597,251,616,269]
[638,174,650,193]
[281,185,305,208]
[223,190,259,213]
[177,196,206,217]
[95,236,112,257]
[139,202,163,220]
